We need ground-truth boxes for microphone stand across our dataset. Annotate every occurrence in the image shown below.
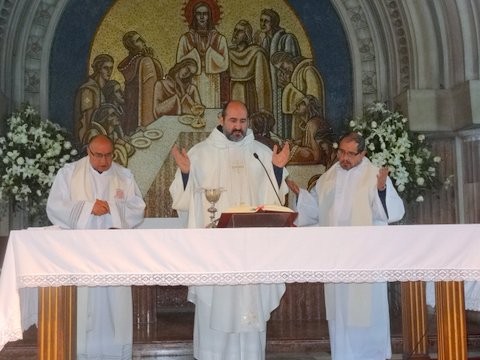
[253,152,284,206]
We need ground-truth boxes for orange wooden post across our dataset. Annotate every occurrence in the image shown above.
[401,281,431,359]
[435,281,467,360]
[38,286,76,360]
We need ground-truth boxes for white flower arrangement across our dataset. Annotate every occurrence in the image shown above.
[348,102,443,203]
[0,105,78,223]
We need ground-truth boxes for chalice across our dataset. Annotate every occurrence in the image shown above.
[191,103,206,128]
[203,188,223,228]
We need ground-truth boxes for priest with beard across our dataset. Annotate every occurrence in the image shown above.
[169,100,290,360]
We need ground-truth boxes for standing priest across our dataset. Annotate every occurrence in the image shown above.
[46,134,145,360]
[170,100,290,360]
[288,132,405,360]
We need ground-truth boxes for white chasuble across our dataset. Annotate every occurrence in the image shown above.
[47,156,145,360]
[295,158,405,360]
[227,146,249,206]
[170,127,289,360]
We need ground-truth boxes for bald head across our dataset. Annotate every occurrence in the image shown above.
[220,101,249,142]
[87,135,114,173]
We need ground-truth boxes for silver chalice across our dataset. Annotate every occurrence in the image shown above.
[203,188,224,228]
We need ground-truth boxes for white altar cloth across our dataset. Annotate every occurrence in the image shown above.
[1,224,480,350]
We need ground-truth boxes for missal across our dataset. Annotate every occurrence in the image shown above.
[222,204,295,213]
[217,204,297,228]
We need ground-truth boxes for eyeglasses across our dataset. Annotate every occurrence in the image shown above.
[337,148,360,158]
[88,148,113,160]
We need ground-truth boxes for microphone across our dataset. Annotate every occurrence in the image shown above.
[253,152,284,205]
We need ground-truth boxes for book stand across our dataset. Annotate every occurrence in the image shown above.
[217,210,297,228]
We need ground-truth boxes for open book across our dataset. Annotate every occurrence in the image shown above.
[217,204,297,228]
[222,204,294,213]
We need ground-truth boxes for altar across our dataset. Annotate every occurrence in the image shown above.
[1,224,480,359]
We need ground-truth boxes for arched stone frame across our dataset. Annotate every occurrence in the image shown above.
[0,0,68,119]
[330,0,411,115]
[389,0,479,131]
[454,1,480,81]
[0,0,30,113]
[397,0,477,90]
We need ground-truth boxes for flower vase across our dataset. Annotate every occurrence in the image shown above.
[8,199,28,230]
[8,199,39,230]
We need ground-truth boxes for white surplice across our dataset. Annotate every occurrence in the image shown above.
[295,158,405,360]
[170,127,289,360]
[47,156,145,360]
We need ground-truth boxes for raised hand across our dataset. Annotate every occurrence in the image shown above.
[272,142,290,168]
[171,144,190,174]
[377,167,388,190]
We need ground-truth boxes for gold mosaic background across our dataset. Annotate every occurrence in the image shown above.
[90,0,313,83]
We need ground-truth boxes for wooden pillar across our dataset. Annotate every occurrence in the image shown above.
[38,286,76,360]
[435,281,467,360]
[400,281,431,359]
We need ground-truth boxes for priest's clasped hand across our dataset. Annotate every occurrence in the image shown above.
[91,199,110,216]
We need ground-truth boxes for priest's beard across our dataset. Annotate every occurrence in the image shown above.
[224,128,246,142]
